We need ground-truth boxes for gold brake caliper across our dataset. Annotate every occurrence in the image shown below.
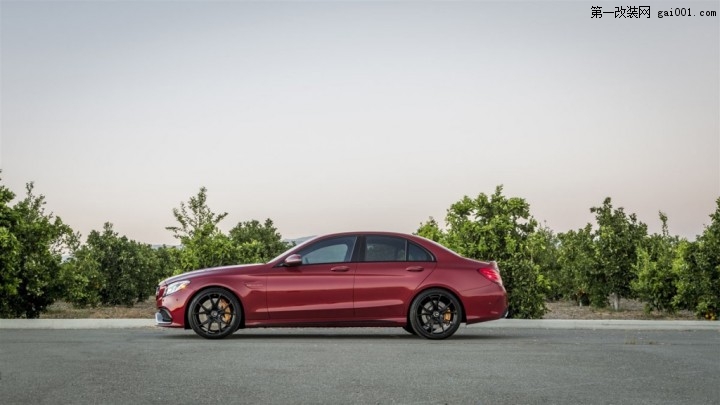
[443,309,452,322]
[218,298,232,323]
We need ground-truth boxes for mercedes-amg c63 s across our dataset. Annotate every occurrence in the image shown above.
[155,232,507,339]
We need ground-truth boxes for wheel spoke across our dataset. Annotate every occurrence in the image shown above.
[219,317,231,330]
[437,319,446,332]
[427,317,434,331]
[419,313,430,330]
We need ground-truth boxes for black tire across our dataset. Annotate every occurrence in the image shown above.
[402,324,417,335]
[409,288,463,340]
[187,288,242,339]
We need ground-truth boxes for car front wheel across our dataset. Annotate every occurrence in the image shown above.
[409,289,462,339]
[187,288,242,339]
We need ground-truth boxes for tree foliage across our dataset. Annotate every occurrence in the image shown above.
[588,198,648,309]
[555,225,595,305]
[0,179,21,317]
[631,212,679,313]
[62,223,172,307]
[229,219,291,263]
[0,181,75,318]
[416,217,445,244]
[167,187,234,274]
[166,188,291,275]
[673,199,720,320]
[529,224,560,300]
[166,186,227,241]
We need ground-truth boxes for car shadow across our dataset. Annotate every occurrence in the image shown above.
[158,328,517,341]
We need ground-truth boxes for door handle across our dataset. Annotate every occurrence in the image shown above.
[331,266,350,272]
[405,266,424,272]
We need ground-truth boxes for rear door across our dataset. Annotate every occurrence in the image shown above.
[354,235,436,318]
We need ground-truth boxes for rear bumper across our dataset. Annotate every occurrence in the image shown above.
[461,285,508,324]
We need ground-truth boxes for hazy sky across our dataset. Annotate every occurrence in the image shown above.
[1,0,718,245]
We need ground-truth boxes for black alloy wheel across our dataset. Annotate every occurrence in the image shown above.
[187,288,241,339]
[409,289,462,339]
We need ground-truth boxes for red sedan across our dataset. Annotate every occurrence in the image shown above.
[155,232,507,339]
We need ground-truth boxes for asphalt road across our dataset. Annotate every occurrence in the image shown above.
[1,327,718,404]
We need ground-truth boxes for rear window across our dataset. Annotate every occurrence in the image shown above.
[364,236,434,262]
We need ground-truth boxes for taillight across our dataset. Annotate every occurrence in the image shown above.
[478,267,503,286]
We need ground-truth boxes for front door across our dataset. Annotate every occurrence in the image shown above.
[266,236,357,320]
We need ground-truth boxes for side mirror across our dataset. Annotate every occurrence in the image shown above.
[283,254,302,267]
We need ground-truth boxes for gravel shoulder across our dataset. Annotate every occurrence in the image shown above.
[543,299,698,320]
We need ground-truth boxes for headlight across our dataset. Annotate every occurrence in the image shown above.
[165,280,190,296]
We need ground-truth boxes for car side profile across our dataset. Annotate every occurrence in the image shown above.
[155,231,507,339]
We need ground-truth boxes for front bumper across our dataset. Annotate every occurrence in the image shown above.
[155,282,196,328]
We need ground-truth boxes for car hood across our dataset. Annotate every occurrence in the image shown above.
[160,263,265,285]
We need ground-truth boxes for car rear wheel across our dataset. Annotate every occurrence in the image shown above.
[409,289,462,340]
[188,288,241,339]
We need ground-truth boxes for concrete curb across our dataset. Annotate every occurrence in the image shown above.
[471,319,720,331]
[0,319,155,329]
[0,318,718,331]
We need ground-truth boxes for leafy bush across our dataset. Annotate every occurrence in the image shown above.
[63,223,168,307]
[230,219,291,263]
[631,213,679,313]
[555,225,595,305]
[167,188,292,275]
[673,199,720,320]
[0,181,74,318]
[588,198,647,309]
